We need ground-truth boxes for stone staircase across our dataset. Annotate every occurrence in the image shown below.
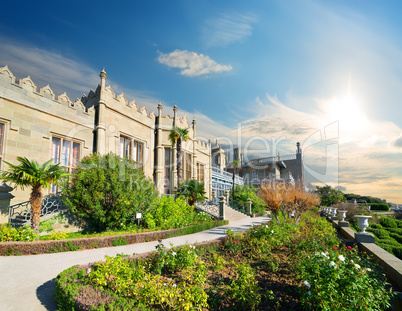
[195,202,250,221]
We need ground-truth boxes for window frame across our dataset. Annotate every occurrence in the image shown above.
[0,123,4,169]
[50,136,81,193]
[197,162,205,183]
[164,147,171,194]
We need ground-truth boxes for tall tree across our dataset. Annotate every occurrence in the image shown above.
[168,127,189,187]
[229,160,240,201]
[315,185,346,206]
[0,157,67,236]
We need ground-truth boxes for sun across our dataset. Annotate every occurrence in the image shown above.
[326,95,369,136]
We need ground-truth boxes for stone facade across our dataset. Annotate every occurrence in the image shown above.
[0,66,211,223]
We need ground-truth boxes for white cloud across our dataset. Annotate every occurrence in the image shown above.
[0,39,99,99]
[157,49,232,77]
[202,12,257,47]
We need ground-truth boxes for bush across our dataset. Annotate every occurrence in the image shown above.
[380,217,398,228]
[388,227,402,235]
[369,203,390,211]
[0,224,37,242]
[233,185,266,214]
[371,229,390,240]
[144,196,193,230]
[62,153,158,231]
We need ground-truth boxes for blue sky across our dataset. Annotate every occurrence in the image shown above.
[1,0,402,203]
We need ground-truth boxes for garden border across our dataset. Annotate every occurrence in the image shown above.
[0,220,229,256]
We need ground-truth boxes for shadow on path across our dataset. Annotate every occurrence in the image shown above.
[36,278,57,311]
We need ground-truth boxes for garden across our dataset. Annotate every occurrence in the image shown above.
[0,153,230,254]
[55,211,394,311]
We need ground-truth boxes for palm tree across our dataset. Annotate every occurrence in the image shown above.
[168,127,189,187]
[175,179,206,206]
[230,160,240,201]
[0,157,67,236]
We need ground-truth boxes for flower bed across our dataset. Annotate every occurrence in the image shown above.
[55,212,394,310]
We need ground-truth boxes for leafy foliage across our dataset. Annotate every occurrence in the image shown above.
[233,185,266,214]
[62,153,158,231]
[144,196,195,230]
[344,193,386,204]
[315,185,346,206]
[0,224,38,242]
[175,179,206,206]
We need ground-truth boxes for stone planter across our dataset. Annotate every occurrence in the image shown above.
[338,210,347,222]
[354,215,372,233]
[354,215,375,243]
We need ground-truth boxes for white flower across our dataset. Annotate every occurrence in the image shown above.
[172,251,176,256]
[308,291,312,296]
[321,252,329,258]
[86,268,91,274]
[120,222,123,226]
[265,225,268,228]
[271,230,274,233]
[354,264,361,269]
[329,261,336,267]
[163,283,167,286]
[172,284,177,288]
[338,255,345,262]
[303,281,311,288]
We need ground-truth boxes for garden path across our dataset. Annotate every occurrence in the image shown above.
[0,215,270,311]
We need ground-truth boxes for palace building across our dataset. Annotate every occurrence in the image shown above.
[0,65,211,222]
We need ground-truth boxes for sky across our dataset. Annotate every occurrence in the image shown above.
[1,0,401,203]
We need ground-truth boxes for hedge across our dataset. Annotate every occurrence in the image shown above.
[369,203,390,211]
[0,220,228,256]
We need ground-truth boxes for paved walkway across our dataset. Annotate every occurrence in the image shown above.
[0,216,270,311]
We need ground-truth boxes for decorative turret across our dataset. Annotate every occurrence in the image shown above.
[296,142,302,154]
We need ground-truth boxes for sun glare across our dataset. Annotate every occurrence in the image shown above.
[326,95,368,136]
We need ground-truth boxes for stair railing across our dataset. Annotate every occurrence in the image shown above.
[9,192,66,227]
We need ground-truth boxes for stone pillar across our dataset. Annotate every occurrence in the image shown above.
[172,105,178,189]
[246,198,252,216]
[96,68,107,155]
[211,191,216,203]
[0,183,14,224]
[224,190,230,207]
[219,195,225,220]
[208,139,213,200]
[192,119,197,180]
[155,103,164,194]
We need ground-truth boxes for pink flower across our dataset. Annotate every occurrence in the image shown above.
[347,246,352,250]
[333,247,338,250]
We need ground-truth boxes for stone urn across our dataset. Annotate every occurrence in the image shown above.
[331,208,338,217]
[353,215,372,233]
[338,210,347,222]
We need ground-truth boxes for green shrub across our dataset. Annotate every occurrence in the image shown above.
[234,185,266,214]
[175,179,206,205]
[388,227,402,235]
[380,217,397,228]
[62,153,158,231]
[392,246,402,260]
[112,237,128,246]
[0,224,37,242]
[370,223,383,230]
[369,203,390,211]
[389,233,402,244]
[377,238,400,247]
[144,196,193,230]
[297,248,392,311]
[371,229,390,240]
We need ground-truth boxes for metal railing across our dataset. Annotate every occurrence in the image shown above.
[9,192,67,227]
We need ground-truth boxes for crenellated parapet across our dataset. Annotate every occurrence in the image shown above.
[0,65,95,117]
[98,83,156,124]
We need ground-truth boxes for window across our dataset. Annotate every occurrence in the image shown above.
[0,123,4,168]
[251,169,257,179]
[119,136,131,159]
[197,163,205,183]
[51,137,80,192]
[133,141,143,167]
[164,148,171,194]
[120,136,143,169]
[184,153,191,180]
